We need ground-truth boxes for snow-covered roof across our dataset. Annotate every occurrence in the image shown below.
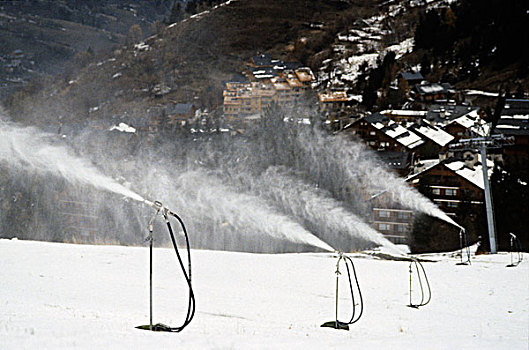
[444,157,494,190]
[410,123,454,147]
[447,110,490,136]
[379,123,424,149]
[381,110,428,117]
[407,156,493,190]
[399,71,423,81]
[494,114,529,136]
[362,113,424,149]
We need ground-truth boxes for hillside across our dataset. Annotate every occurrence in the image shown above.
[0,0,173,99]
[3,0,380,127]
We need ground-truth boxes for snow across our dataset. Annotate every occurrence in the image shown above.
[2,239,526,349]
[109,123,136,134]
[444,157,494,190]
[412,124,454,147]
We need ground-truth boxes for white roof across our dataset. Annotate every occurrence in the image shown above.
[444,157,494,190]
[373,121,424,149]
[381,109,428,117]
[448,110,490,136]
[412,124,454,147]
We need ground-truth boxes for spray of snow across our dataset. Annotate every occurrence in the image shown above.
[0,119,145,203]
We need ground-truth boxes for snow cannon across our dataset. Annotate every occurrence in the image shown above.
[136,200,195,333]
[456,227,471,266]
[321,251,363,331]
[506,233,523,267]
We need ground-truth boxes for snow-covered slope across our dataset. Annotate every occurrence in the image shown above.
[1,239,527,349]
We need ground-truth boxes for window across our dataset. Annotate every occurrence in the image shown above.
[380,141,390,148]
[432,188,441,195]
[446,202,458,208]
[378,223,391,231]
[378,210,390,218]
[445,189,457,196]
[369,131,376,136]
[397,211,409,220]
[397,224,407,232]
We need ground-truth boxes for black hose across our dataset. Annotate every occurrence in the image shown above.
[164,213,196,332]
[409,259,431,308]
[343,256,363,325]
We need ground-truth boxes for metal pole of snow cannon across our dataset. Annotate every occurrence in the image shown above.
[147,203,161,331]
[136,201,162,332]
[334,254,342,330]
[509,234,514,267]
[506,233,522,267]
[456,228,471,266]
[409,263,413,307]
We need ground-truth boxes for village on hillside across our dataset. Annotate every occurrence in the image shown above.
[212,52,527,249]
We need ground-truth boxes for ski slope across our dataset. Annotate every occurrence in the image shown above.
[1,239,527,349]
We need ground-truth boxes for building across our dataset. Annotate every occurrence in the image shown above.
[493,99,529,167]
[412,82,455,102]
[369,191,414,245]
[406,154,493,215]
[442,109,489,141]
[344,113,424,153]
[398,71,424,91]
[223,58,314,119]
[318,90,360,111]
[380,109,428,123]
[373,208,414,244]
[408,120,455,158]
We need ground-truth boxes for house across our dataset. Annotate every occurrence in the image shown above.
[493,99,529,166]
[249,53,280,68]
[412,82,454,102]
[442,109,489,141]
[380,109,428,123]
[398,71,424,90]
[408,120,455,158]
[318,90,360,111]
[406,154,493,215]
[425,104,479,126]
[375,151,413,177]
[345,113,424,153]
[168,103,196,127]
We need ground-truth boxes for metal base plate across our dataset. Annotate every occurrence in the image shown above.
[135,323,173,332]
[320,321,349,330]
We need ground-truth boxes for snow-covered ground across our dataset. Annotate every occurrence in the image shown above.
[1,239,527,349]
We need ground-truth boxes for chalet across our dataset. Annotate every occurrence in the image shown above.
[318,90,360,111]
[426,104,478,126]
[376,151,412,177]
[493,99,529,166]
[443,109,489,141]
[380,109,428,123]
[345,113,424,153]
[168,103,196,127]
[408,120,454,158]
[249,53,280,68]
[412,82,454,102]
[406,154,493,215]
[398,71,424,90]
